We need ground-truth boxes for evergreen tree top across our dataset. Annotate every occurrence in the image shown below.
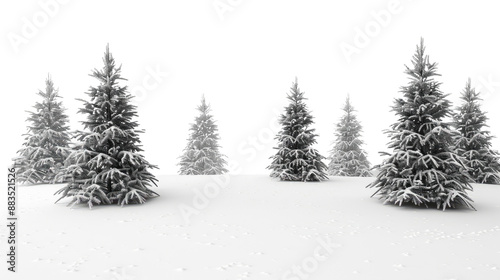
[198,95,210,114]
[287,77,306,104]
[33,75,61,107]
[457,79,487,127]
[406,38,439,81]
[281,78,315,131]
[460,79,481,103]
[38,74,56,101]
[395,38,451,125]
[339,95,357,125]
[342,95,354,113]
[336,95,362,136]
[28,75,69,132]
[455,79,491,139]
[90,44,125,85]
[78,44,141,152]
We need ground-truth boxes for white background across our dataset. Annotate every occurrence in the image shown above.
[2,0,499,175]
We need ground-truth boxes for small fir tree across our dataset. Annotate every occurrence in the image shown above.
[14,76,71,184]
[178,96,228,175]
[453,79,500,184]
[368,39,475,210]
[55,45,158,208]
[268,78,328,181]
[328,95,371,177]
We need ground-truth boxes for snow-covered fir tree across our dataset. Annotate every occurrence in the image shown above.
[268,78,328,181]
[14,75,71,184]
[55,45,158,208]
[367,39,475,210]
[328,95,371,177]
[453,79,500,184]
[178,95,228,175]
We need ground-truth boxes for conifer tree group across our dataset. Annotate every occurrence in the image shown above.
[178,96,228,175]
[12,39,500,211]
[368,39,475,210]
[268,79,328,181]
[453,79,500,184]
[14,76,71,184]
[328,96,371,177]
[54,45,158,208]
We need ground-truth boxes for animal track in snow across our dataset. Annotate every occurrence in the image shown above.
[175,267,187,272]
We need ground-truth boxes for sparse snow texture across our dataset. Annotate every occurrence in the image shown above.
[453,79,500,184]
[268,79,328,181]
[368,39,475,210]
[328,95,371,177]
[178,96,228,175]
[14,76,71,184]
[2,175,500,280]
[55,45,158,208]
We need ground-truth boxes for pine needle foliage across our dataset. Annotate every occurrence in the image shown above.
[14,76,71,184]
[178,95,228,175]
[268,78,328,182]
[55,45,158,208]
[328,95,372,177]
[453,79,500,184]
[368,39,475,210]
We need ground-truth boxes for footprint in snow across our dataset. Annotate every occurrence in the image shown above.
[90,246,104,251]
[237,271,251,278]
[393,264,405,270]
[175,267,187,272]
[216,266,227,271]
[236,262,252,268]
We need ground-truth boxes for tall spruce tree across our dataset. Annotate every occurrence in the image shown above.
[453,79,500,184]
[328,95,371,177]
[55,45,158,208]
[268,78,328,181]
[178,96,228,175]
[368,39,475,210]
[14,76,71,184]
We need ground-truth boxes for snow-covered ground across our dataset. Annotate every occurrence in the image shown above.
[2,175,500,280]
